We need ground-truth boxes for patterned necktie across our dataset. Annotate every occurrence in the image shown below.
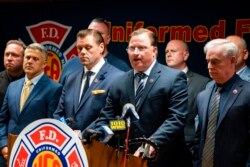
[81,71,93,100]
[202,87,222,167]
[20,80,33,111]
[135,73,146,108]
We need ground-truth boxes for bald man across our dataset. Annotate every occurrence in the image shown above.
[165,39,210,153]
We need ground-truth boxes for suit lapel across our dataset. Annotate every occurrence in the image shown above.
[74,70,84,112]
[217,78,242,128]
[126,71,135,104]
[201,86,214,132]
[20,75,48,113]
[15,78,25,116]
[77,63,108,111]
[136,63,160,111]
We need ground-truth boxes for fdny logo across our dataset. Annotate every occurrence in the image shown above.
[9,119,89,167]
[26,20,78,82]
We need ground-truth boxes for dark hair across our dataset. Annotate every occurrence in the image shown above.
[77,29,104,45]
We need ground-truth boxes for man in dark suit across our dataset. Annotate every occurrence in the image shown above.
[59,17,130,85]
[0,40,26,109]
[0,43,62,162]
[88,28,192,167]
[165,39,210,153]
[53,29,124,133]
[0,40,26,166]
[194,38,250,167]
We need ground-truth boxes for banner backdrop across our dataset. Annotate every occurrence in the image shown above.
[0,2,249,80]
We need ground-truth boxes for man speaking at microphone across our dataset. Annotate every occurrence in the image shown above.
[88,28,192,167]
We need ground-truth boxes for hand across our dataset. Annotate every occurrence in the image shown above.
[1,146,8,160]
[134,143,156,158]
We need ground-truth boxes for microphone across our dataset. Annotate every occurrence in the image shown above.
[59,116,73,128]
[121,103,139,123]
[99,125,114,143]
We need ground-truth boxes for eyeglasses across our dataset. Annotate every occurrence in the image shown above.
[126,46,149,54]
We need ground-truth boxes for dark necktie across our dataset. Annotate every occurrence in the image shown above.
[202,87,222,167]
[81,71,93,100]
[135,73,146,108]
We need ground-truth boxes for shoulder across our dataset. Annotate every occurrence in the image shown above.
[187,70,211,82]
[63,57,81,68]
[106,53,131,72]
[42,75,62,88]
[0,70,7,79]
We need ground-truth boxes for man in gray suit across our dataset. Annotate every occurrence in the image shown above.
[54,29,124,133]
[194,38,250,167]
[88,28,192,167]
[226,35,250,82]
[165,39,210,153]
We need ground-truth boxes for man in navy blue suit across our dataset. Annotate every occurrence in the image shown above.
[194,38,250,167]
[54,29,124,133]
[0,43,62,163]
[59,17,130,85]
[165,39,210,153]
[89,28,192,167]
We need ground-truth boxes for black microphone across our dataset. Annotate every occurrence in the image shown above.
[109,116,126,152]
[82,129,103,144]
[59,116,73,128]
[65,117,73,128]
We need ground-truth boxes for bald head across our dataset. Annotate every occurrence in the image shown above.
[165,40,189,70]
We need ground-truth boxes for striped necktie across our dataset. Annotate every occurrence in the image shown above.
[135,73,146,108]
[202,87,222,167]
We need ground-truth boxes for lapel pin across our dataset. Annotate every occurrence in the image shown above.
[94,79,99,83]
[149,78,154,83]
[232,89,238,94]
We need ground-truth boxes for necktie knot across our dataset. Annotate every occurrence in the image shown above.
[135,72,146,80]
[85,71,93,77]
[25,80,33,86]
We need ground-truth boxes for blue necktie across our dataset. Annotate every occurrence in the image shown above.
[135,73,146,108]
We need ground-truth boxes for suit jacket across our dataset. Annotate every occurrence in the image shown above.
[0,74,62,147]
[237,65,250,82]
[0,70,24,109]
[94,62,192,167]
[195,75,250,167]
[54,62,124,131]
[59,53,130,85]
[185,70,210,144]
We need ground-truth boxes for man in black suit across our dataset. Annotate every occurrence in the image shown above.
[0,40,26,109]
[194,38,250,167]
[0,39,26,167]
[88,28,192,167]
[165,39,210,153]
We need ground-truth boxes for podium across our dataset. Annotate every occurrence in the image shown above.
[8,119,147,167]
[83,140,147,167]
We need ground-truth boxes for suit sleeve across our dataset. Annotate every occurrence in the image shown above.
[150,71,188,147]
[0,87,10,147]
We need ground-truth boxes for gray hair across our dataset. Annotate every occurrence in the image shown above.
[26,43,47,61]
[204,38,238,58]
